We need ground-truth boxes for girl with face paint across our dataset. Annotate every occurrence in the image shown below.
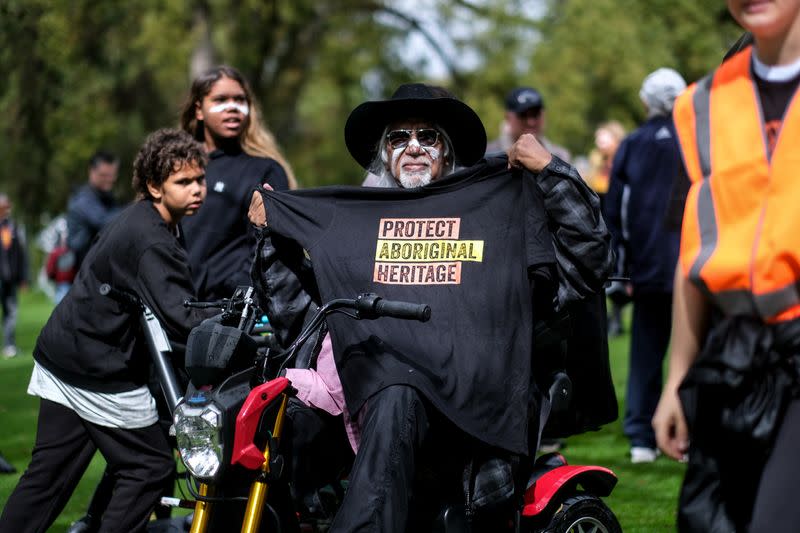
[178,66,295,301]
[180,65,296,188]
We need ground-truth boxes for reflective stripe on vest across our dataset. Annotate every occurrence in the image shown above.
[674,46,800,322]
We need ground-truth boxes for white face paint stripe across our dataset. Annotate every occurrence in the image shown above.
[390,145,406,170]
[208,102,250,115]
[423,146,440,160]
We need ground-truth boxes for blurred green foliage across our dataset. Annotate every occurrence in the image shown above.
[531,0,742,152]
[0,0,742,226]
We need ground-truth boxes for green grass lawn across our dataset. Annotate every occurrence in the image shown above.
[565,331,685,532]
[0,290,683,531]
[0,290,109,531]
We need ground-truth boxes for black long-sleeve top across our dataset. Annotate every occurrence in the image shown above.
[183,146,289,300]
[34,201,212,393]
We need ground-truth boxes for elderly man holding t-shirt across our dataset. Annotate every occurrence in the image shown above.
[249,83,612,532]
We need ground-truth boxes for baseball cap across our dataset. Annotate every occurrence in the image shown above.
[505,87,544,114]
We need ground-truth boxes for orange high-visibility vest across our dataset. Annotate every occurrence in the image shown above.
[674,46,800,323]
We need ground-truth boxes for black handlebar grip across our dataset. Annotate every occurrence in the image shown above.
[374,299,431,322]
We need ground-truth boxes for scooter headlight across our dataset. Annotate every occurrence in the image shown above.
[174,401,223,482]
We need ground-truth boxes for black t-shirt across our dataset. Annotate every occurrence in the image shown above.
[755,70,800,157]
[263,160,555,454]
[183,146,289,300]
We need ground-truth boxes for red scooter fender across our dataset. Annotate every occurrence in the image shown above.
[231,377,291,470]
[521,464,617,517]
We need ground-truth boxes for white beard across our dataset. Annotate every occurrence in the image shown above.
[397,169,433,189]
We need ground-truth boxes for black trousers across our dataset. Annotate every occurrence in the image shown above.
[748,398,800,532]
[623,291,672,448]
[330,385,471,533]
[284,397,353,511]
[0,398,174,533]
[77,377,179,525]
[679,397,800,532]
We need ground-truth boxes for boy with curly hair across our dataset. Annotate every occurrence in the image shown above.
[0,129,211,533]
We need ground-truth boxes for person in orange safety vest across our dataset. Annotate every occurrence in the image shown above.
[653,1,800,532]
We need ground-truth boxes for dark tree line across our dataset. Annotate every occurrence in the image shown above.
[0,0,740,226]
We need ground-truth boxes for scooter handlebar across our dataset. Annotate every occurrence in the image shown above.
[354,293,431,322]
[374,299,431,322]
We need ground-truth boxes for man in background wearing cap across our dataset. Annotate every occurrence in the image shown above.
[486,86,572,163]
[603,67,687,464]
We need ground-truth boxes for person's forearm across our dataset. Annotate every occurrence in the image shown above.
[666,267,710,387]
[284,334,344,416]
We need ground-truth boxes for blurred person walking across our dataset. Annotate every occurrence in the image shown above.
[588,121,627,337]
[45,230,76,305]
[181,65,295,301]
[486,86,572,162]
[586,121,626,202]
[603,68,686,464]
[0,194,28,358]
[653,1,800,530]
[66,151,122,271]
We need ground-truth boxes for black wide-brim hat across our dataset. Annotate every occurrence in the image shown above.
[344,83,487,170]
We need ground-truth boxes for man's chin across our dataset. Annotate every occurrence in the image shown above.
[398,171,432,189]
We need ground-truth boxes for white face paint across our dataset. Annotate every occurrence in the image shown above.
[423,145,441,161]
[391,138,443,188]
[208,102,250,115]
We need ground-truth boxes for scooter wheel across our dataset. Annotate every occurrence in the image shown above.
[543,494,621,533]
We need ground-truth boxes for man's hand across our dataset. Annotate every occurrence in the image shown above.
[652,384,690,461]
[507,133,553,173]
[248,184,273,227]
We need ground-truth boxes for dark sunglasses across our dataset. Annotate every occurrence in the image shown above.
[386,128,441,149]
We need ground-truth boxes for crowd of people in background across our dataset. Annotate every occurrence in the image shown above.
[2,0,800,529]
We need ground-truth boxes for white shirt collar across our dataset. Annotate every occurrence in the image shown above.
[752,49,800,82]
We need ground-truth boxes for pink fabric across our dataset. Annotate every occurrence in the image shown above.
[285,333,361,451]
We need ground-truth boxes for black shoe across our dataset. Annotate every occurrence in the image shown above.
[0,453,16,474]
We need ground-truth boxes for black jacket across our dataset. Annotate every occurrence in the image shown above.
[34,201,210,393]
[604,116,682,293]
[0,218,28,285]
[66,184,121,268]
[183,147,289,300]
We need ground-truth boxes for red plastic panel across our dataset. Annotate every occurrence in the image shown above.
[231,377,290,470]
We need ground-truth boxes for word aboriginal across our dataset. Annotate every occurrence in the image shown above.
[373,217,484,285]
